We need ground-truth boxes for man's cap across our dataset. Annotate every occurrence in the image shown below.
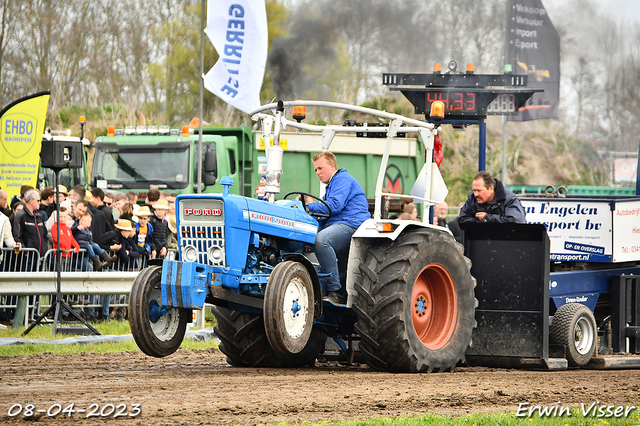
[155,199,169,210]
[115,218,133,231]
[136,206,153,217]
[57,185,68,196]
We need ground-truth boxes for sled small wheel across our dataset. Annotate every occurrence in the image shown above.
[550,303,597,367]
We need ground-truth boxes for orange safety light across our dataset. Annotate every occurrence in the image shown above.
[188,117,200,128]
[79,115,86,124]
[433,63,442,73]
[181,125,190,137]
[292,106,306,122]
[107,125,115,137]
[381,222,394,232]
[429,101,445,122]
[466,63,474,74]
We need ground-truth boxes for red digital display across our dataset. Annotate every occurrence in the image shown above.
[426,91,477,114]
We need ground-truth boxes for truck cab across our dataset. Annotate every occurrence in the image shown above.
[90,126,254,198]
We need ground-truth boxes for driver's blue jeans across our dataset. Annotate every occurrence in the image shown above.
[314,223,357,292]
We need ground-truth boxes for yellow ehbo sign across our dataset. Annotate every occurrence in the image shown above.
[0,91,50,201]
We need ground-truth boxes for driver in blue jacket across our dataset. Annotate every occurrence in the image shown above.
[307,151,370,305]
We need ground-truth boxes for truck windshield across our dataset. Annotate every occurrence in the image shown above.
[41,167,85,190]
[91,142,190,189]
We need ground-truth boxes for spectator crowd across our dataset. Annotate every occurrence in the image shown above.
[0,185,179,325]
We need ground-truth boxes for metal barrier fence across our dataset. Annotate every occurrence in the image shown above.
[0,248,177,327]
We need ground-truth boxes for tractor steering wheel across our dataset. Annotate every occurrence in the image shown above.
[284,191,332,220]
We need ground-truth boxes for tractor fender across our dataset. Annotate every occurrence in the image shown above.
[282,253,323,319]
[345,219,452,308]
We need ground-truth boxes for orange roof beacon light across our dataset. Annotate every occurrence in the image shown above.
[433,63,442,74]
[292,105,306,122]
[466,63,474,74]
[430,100,445,124]
[79,116,87,141]
[181,125,190,138]
[107,125,115,137]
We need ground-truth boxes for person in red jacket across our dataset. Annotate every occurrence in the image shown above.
[51,207,80,270]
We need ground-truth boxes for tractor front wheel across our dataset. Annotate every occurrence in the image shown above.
[129,265,190,357]
[264,261,315,355]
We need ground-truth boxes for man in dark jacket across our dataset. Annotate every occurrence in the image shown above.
[39,187,56,218]
[88,187,117,250]
[13,189,48,258]
[458,171,526,224]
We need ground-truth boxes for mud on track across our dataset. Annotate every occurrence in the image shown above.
[1,348,639,425]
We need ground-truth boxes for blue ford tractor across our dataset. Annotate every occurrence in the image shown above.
[128,100,477,372]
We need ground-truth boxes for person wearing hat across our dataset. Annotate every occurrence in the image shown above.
[167,214,178,251]
[134,205,156,260]
[110,218,138,321]
[56,185,68,204]
[150,199,169,258]
[114,218,140,272]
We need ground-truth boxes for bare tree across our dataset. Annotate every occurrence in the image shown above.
[6,0,94,114]
[0,0,20,106]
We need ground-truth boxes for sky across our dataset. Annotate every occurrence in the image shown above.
[548,0,640,25]
[599,0,640,23]
[284,0,640,25]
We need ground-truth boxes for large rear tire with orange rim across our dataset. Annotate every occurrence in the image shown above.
[353,228,476,372]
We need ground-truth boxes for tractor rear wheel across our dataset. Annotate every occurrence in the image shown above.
[353,228,476,372]
[550,303,597,367]
[212,306,326,368]
[129,265,190,357]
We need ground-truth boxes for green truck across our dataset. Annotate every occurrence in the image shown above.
[90,124,427,205]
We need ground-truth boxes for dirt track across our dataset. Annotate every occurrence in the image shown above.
[1,348,639,425]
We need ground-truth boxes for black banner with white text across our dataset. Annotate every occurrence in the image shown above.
[506,0,560,121]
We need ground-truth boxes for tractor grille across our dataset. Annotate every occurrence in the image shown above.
[180,225,225,266]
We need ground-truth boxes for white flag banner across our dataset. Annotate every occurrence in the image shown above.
[204,0,267,114]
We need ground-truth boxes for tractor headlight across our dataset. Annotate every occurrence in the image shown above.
[183,245,198,262]
[208,246,224,264]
